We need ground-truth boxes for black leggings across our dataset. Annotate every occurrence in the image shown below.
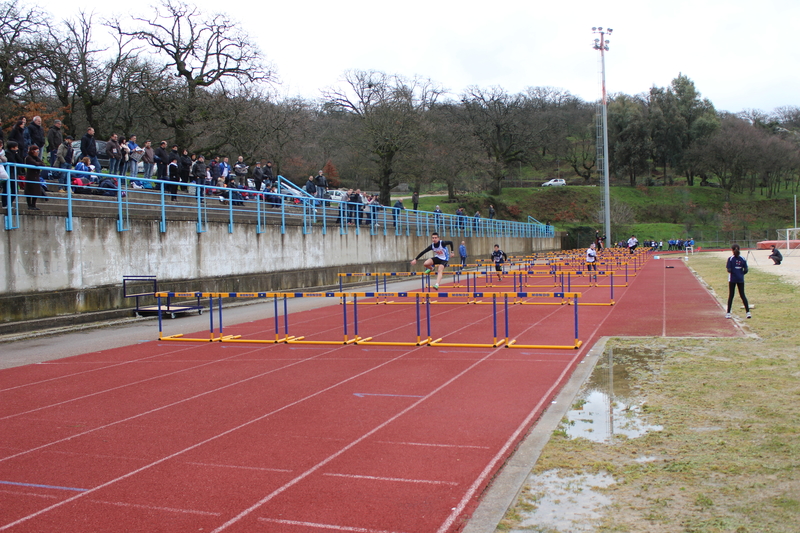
[727,282,749,313]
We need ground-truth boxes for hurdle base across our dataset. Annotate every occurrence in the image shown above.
[506,339,582,350]
[355,337,431,347]
[430,338,506,348]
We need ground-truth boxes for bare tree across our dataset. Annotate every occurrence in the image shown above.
[112,0,275,148]
[0,0,47,117]
[460,86,540,195]
[324,70,442,203]
[44,12,135,136]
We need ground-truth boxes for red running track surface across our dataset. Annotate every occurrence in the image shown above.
[0,256,739,532]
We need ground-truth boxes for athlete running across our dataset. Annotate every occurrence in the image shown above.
[491,244,508,281]
[411,232,454,290]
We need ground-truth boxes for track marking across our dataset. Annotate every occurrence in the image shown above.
[375,440,490,450]
[0,345,197,393]
[435,343,584,533]
[0,345,423,531]
[0,348,261,421]
[0,345,328,464]
[207,343,506,533]
[185,462,292,473]
[0,489,58,499]
[257,517,407,532]
[353,393,424,398]
[0,480,86,492]
[323,473,458,486]
[90,499,221,516]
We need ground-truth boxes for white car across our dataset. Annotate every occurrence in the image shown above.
[541,179,566,187]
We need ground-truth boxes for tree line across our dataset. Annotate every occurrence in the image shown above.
[2,0,799,204]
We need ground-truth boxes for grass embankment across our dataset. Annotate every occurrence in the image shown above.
[415,186,796,246]
[499,255,800,532]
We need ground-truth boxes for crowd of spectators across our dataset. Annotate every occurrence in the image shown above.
[1,117,497,228]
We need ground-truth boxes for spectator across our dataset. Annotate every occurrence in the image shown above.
[140,140,154,184]
[459,241,467,271]
[305,175,317,197]
[393,198,404,227]
[168,158,180,201]
[0,139,9,209]
[473,211,481,233]
[80,127,100,173]
[769,245,783,265]
[190,155,208,197]
[24,145,45,210]
[106,133,122,175]
[263,160,274,189]
[252,161,264,192]
[434,205,443,228]
[412,191,419,211]
[8,117,27,156]
[118,137,130,180]
[55,135,74,191]
[233,156,249,186]
[179,149,192,191]
[219,156,231,182]
[126,135,143,177]
[154,141,169,181]
[24,116,45,152]
[488,204,495,220]
[46,119,63,171]
[315,170,328,199]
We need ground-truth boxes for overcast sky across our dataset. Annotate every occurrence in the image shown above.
[48,0,798,114]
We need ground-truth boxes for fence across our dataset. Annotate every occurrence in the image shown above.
[1,163,553,239]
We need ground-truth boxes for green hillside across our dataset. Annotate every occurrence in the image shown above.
[417,186,797,248]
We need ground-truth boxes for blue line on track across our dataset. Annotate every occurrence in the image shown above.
[0,480,88,492]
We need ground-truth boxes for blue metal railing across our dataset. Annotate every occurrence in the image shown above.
[1,162,554,239]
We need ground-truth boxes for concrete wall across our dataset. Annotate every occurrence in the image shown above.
[0,214,561,327]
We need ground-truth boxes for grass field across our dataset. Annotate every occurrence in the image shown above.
[498,254,800,532]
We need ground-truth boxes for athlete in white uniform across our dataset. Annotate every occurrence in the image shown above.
[411,232,454,290]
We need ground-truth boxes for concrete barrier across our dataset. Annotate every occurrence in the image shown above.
[0,214,561,330]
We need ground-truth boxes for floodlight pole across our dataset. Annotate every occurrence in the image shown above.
[593,27,612,248]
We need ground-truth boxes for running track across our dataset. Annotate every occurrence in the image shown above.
[0,256,739,532]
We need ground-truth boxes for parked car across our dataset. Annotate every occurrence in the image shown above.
[541,178,566,187]
[72,140,109,171]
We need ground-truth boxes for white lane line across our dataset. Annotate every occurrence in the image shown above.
[0,344,323,464]
[208,344,503,533]
[257,517,406,533]
[375,440,490,450]
[0,345,198,393]
[91,499,221,516]
[0,489,58,500]
[185,462,292,473]
[0,349,254,421]
[434,349,582,533]
[323,473,458,486]
[0,345,416,531]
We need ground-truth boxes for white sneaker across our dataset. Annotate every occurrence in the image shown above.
[746,312,751,319]
[433,284,439,290]
[725,313,732,319]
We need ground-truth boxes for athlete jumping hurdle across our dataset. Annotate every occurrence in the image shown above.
[411,232,454,290]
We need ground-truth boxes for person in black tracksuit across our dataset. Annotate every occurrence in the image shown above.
[726,243,750,319]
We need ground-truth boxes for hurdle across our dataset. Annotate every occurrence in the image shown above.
[157,293,238,342]
[506,293,583,349]
[155,290,584,349]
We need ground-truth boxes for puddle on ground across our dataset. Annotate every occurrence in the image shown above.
[565,346,663,442]
[508,470,615,533]
[500,347,664,532]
